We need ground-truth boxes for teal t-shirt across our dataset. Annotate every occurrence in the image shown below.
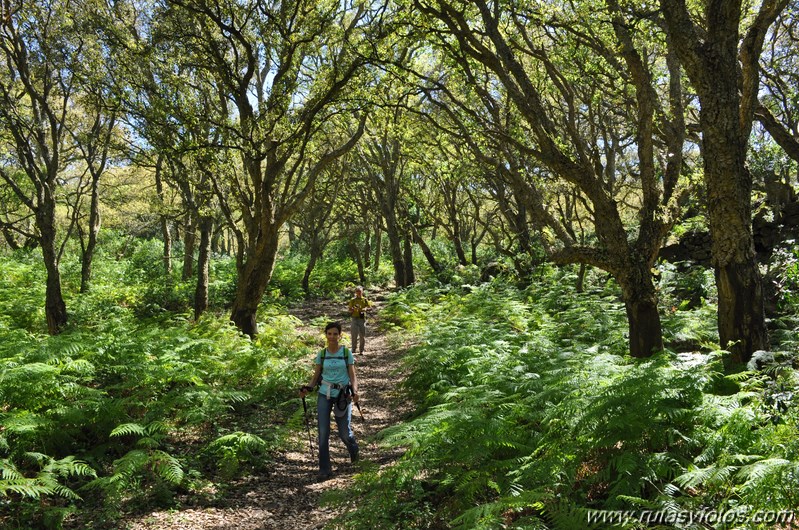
[315,346,355,398]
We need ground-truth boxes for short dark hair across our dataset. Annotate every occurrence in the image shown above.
[325,321,342,333]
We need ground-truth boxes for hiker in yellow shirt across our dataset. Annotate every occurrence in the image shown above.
[347,286,370,354]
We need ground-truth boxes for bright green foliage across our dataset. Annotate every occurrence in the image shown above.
[0,252,47,332]
[85,421,185,507]
[0,252,311,527]
[667,366,799,520]
[270,251,368,300]
[270,254,310,300]
[330,271,799,530]
[771,244,799,311]
[204,432,270,479]
[0,454,95,499]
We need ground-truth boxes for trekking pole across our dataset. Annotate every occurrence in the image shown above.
[300,390,315,462]
[347,385,365,421]
[354,400,365,421]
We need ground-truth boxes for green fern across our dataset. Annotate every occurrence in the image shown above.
[676,464,739,490]
[331,277,799,529]
[0,454,95,501]
[205,431,270,478]
[149,450,185,485]
[84,447,184,501]
[208,431,269,452]
[0,250,310,525]
[109,422,148,438]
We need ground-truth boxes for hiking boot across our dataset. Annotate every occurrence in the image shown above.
[317,471,333,482]
[350,447,359,463]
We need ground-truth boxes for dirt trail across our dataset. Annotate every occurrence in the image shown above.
[124,295,410,530]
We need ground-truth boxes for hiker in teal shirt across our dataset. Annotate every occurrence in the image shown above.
[300,321,360,480]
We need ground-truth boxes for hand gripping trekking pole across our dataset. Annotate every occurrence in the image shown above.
[300,390,315,462]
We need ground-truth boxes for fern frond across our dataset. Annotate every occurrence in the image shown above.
[0,482,54,498]
[110,449,149,478]
[41,455,97,479]
[675,464,738,489]
[3,362,57,378]
[47,340,83,359]
[110,423,147,438]
[150,450,184,485]
[0,454,88,501]
[450,500,505,529]
[61,358,96,375]
[0,458,22,481]
[50,483,81,500]
[736,458,792,483]
[208,432,268,452]
[610,451,641,476]
[144,421,169,436]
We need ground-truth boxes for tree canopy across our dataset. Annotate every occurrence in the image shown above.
[2,0,798,359]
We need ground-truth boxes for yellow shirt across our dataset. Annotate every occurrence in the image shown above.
[348,297,370,318]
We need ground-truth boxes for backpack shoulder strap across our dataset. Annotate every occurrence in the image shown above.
[343,346,352,365]
[321,347,351,364]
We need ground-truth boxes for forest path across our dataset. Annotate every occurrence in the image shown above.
[125,293,411,530]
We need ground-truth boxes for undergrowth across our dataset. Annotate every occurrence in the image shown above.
[0,253,314,529]
[328,269,799,530]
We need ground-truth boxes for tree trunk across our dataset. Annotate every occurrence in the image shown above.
[44,261,67,335]
[80,173,102,293]
[444,188,468,265]
[624,297,664,358]
[703,113,768,362]
[403,234,415,286]
[163,220,173,276]
[372,228,382,272]
[2,228,20,250]
[385,211,407,287]
[363,226,372,269]
[389,234,405,287]
[230,225,280,337]
[155,160,173,275]
[411,222,441,273]
[38,204,67,334]
[182,212,196,280]
[576,263,587,293]
[222,229,232,256]
[492,181,535,279]
[211,223,221,254]
[302,241,323,298]
[618,264,664,358]
[660,0,779,364]
[700,35,768,362]
[348,239,366,285]
[716,261,768,362]
[452,228,468,266]
[194,216,212,320]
